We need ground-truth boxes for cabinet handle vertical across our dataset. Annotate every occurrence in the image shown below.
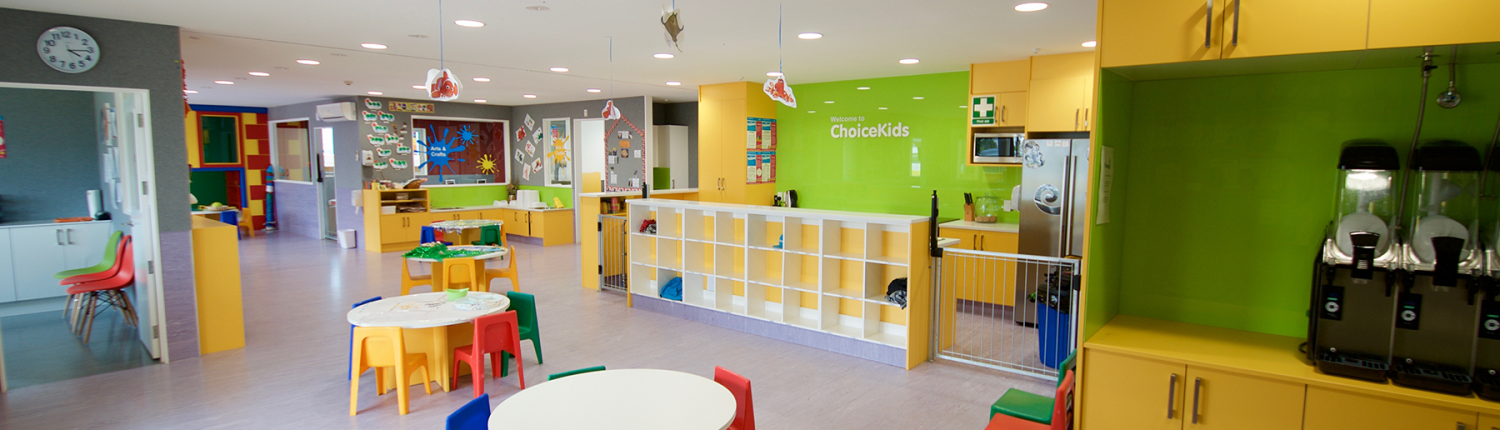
[1001,105,1006,124]
[67,229,75,245]
[1231,0,1240,46]
[1205,0,1213,48]
[1075,109,1080,130]
[57,229,65,246]
[1192,377,1202,424]
[1168,373,1178,419]
[1084,108,1090,128]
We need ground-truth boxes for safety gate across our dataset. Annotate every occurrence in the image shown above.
[932,247,1080,380]
[599,214,629,293]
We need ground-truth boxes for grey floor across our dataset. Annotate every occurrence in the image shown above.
[1,309,156,390]
[0,232,1051,429]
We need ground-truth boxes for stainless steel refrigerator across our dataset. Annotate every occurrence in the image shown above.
[1015,138,1090,325]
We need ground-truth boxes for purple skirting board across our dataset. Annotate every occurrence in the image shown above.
[632,295,906,368]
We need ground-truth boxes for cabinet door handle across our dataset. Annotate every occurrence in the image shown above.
[1192,377,1202,424]
[1205,0,1213,48]
[1000,105,1006,124]
[67,229,75,245]
[1168,373,1178,419]
[56,229,65,246]
[1231,0,1240,46]
[1074,109,1080,130]
[1084,108,1090,128]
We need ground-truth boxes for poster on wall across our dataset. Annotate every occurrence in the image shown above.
[0,115,6,158]
[747,151,776,184]
[543,118,572,186]
[746,117,776,150]
[389,101,435,113]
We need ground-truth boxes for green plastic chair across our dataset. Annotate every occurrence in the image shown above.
[990,351,1076,423]
[499,291,543,377]
[471,225,502,247]
[547,366,605,381]
[54,231,123,279]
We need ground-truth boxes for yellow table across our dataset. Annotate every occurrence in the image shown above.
[347,292,510,392]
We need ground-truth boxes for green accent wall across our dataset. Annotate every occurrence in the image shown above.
[1082,70,1134,341]
[425,184,574,209]
[519,185,572,208]
[1105,63,1500,338]
[190,170,229,208]
[775,71,1022,221]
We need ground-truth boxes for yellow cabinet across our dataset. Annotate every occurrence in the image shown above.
[1028,52,1095,133]
[379,213,426,245]
[971,59,1030,95]
[1368,0,1500,49]
[1480,414,1500,430]
[937,227,1020,308]
[698,98,727,203]
[1081,350,1188,430]
[1303,386,1477,430]
[1219,0,1368,59]
[1183,367,1303,430]
[698,82,776,205]
[1101,0,1225,68]
[996,92,1028,127]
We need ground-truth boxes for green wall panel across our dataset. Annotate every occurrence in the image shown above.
[1082,70,1134,342]
[518,185,572,209]
[189,170,229,209]
[1114,63,1500,337]
[775,71,1022,220]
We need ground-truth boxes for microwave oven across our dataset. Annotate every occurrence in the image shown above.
[973,133,1024,164]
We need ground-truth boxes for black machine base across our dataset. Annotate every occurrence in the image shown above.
[1393,362,1473,396]
[1475,371,1500,402]
[1316,352,1390,383]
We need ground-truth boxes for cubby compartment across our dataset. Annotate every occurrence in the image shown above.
[713,278,738,312]
[629,204,654,230]
[865,223,911,266]
[782,252,819,293]
[822,257,874,301]
[746,214,783,249]
[781,289,820,330]
[747,248,782,286]
[681,272,711,308]
[746,285,784,321]
[715,212,743,245]
[657,238,682,270]
[862,302,908,347]
[654,207,680,238]
[821,220,866,260]
[630,234,656,266]
[629,264,663,296]
[683,209,710,241]
[781,217,818,255]
[820,295,865,339]
[683,240,714,275]
[714,244,744,279]
[864,262,909,305]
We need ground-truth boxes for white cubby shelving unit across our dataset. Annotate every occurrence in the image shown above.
[626,199,928,361]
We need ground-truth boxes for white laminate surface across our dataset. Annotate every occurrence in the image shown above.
[0,220,112,229]
[936,237,961,248]
[346,292,510,329]
[939,220,1020,233]
[580,188,699,198]
[628,198,928,225]
[488,369,736,430]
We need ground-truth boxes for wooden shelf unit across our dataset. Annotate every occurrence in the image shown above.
[362,189,432,252]
[626,199,931,367]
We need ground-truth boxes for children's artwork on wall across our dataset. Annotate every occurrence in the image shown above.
[397,145,412,155]
[387,134,401,146]
[399,123,409,136]
[617,130,632,139]
[521,163,532,181]
[514,149,525,163]
[619,140,631,149]
[374,160,389,170]
[389,102,434,114]
[379,112,395,122]
[531,158,544,173]
[362,111,378,122]
[377,148,393,157]
[544,117,572,186]
[415,125,469,182]
[619,148,629,158]
[426,68,462,101]
[609,167,617,184]
[602,100,621,120]
[634,149,643,159]
[372,124,389,134]
[524,114,536,130]
[367,134,381,146]
[516,127,527,142]
[477,154,499,174]
[525,140,536,156]
[392,159,409,170]
[364,98,383,110]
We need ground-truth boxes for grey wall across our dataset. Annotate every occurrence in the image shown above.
[655,101,699,188]
[0,88,101,221]
[355,97,512,184]
[0,8,196,359]
[272,180,318,239]
[511,96,647,190]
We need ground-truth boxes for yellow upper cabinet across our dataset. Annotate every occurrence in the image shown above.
[1101,0,1225,68]
[996,92,1028,127]
[1220,0,1368,59]
[1028,52,1095,132]
[970,59,1030,95]
[1368,0,1500,49]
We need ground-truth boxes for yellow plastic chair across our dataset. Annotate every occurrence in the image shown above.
[481,246,521,293]
[400,258,433,295]
[350,326,431,415]
[441,257,479,292]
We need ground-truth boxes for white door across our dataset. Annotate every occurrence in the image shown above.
[118,91,162,359]
[314,127,337,239]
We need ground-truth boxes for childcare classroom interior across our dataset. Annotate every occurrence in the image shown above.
[1,1,1499,429]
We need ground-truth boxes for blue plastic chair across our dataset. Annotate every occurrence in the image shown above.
[219,211,241,238]
[446,393,491,430]
[420,226,452,246]
[348,296,382,379]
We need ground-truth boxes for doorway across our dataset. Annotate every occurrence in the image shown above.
[572,118,606,237]
[314,127,337,239]
[0,83,165,391]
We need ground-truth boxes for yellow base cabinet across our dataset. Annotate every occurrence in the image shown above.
[1304,386,1477,430]
[1184,366,1304,430]
[1480,414,1500,430]
[1368,0,1500,49]
[1081,350,1187,430]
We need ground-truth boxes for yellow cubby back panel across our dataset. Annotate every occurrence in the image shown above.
[765,251,783,280]
[649,237,658,261]
[765,221,784,247]
[703,216,716,241]
[767,287,783,304]
[839,298,863,317]
[880,305,907,325]
[733,247,745,277]
[840,259,863,291]
[734,218,745,243]
[731,280,745,297]
[882,231,909,259]
[800,291,820,309]
[802,224,819,249]
[674,212,682,236]
[799,255,819,285]
[841,228,865,255]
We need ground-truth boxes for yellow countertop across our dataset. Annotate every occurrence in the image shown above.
[1087,315,1500,414]
[190,215,236,230]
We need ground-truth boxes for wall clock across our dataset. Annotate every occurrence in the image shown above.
[36,26,99,73]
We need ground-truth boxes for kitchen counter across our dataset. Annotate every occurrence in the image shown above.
[939,220,1019,233]
[580,188,698,198]
[0,219,111,229]
[429,205,572,213]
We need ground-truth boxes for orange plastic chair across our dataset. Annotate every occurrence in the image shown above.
[714,366,756,430]
[480,246,520,293]
[440,257,479,292]
[985,370,1075,430]
[451,310,527,398]
[400,258,434,295]
[350,326,431,415]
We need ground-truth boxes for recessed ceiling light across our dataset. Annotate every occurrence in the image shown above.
[586,88,602,93]
[1082,40,1098,48]
[368,91,383,95]
[473,77,491,82]
[523,94,537,99]
[878,107,888,110]
[525,5,550,11]
[361,43,388,50]
[454,20,485,28]
[296,59,320,65]
[857,86,870,90]
[214,80,234,85]
[413,85,425,89]
[184,90,198,94]
[798,32,823,40]
[474,99,487,103]
[899,58,920,65]
[1014,2,1049,12]
[666,81,682,86]
[766,72,782,77]
[653,53,675,59]
[550,67,569,72]
[248,71,269,77]
[913,96,925,100]
[824,101,834,104]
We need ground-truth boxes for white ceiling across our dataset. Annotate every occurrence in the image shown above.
[2,0,1097,108]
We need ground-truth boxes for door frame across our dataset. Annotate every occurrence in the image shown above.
[572,118,606,240]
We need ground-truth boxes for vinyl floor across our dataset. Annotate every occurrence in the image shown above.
[1,309,156,390]
[0,232,1052,429]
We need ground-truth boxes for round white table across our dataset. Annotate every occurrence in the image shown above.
[347,292,511,391]
[489,369,737,430]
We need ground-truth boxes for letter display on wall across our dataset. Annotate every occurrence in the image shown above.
[747,117,776,184]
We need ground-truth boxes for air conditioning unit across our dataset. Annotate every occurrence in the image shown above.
[315,102,355,122]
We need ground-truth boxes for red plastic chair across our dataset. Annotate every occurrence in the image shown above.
[985,370,1074,430]
[66,239,138,343]
[714,366,756,430]
[452,310,526,398]
[61,236,130,324]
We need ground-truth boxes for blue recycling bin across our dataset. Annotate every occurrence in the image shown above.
[1035,286,1074,369]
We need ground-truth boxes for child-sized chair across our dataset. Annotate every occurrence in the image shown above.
[472,224,502,246]
[499,291,543,376]
[348,296,382,379]
[714,366,756,430]
[350,326,431,415]
[446,393,491,430]
[400,259,433,295]
[61,235,130,324]
[452,311,526,397]
[65,238,137,343]
[420,225,453,246]
[440,257,479,291]
[991,352,1075,424]
[480,246,521,293]
[547,366,605,381]
[985,371,1074,430]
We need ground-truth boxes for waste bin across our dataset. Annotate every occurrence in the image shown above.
[337,229,358,249]
[1034,275,1075,369]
